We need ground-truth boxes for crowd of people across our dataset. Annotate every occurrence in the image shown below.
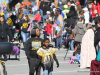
[0,0,100,75]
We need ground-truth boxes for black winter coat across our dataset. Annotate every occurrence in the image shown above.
[0,22,13,39]
[66,11,77,27]
[94,26,100,47]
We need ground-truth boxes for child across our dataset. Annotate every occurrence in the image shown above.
[55,21,62,50]
[37,38,59,75]
[51,20,57,40]
[68,44,81,64]
[25,27,43,75]
[94,9,99,25]
[43,22,47,38]
[83,7,89,27]
[47,20,52,42]
[68,31,75,52]
[32,2,38,15]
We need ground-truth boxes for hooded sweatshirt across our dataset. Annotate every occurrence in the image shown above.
[73,22,85,42]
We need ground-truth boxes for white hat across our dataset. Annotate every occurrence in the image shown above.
[83,7,88,11]
[49,17,52,21]
[46,11,51,15]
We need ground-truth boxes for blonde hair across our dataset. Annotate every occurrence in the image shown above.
[87,24,93,29]
[44,22,47,26]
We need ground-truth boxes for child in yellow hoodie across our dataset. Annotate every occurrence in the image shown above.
[37,38,59,75]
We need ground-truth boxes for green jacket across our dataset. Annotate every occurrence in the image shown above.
[62,9,69,19]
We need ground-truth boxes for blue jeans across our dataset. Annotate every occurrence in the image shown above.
[4,13,8,20]
[55,36,61,48]
[86,23,88,27]
[43,70,52,75]
[40,9,43,17]
[69,40,75,51]
[33,11,38,15]
[21,31,30,42]
[92,18,95,23]
[27,9,30,14]
[43,15,46,22]
[74,55,80,63]
[63,22,65,31]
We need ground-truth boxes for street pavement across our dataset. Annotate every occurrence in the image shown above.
[5,33,90,75]
[4,14,90,75]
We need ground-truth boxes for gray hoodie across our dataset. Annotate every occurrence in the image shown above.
[73,22,85,42]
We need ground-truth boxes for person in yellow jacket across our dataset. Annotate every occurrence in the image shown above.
[37,38,59,75]
[62,5,69,19]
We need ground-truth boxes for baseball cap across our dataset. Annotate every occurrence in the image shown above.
[56,21,60,25]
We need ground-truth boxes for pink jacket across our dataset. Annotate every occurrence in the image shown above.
[51,24,57,39]
[68,56,75,64]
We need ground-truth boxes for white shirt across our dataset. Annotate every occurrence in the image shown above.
[84,12,89,24]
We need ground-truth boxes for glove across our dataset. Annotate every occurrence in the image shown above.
[57,64,59,68]
[56,61,59,68]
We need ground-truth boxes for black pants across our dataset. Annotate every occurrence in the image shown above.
[9,29,15,41]
[0,38,8,42]
[28,58,41,75]
[0,38,8,58]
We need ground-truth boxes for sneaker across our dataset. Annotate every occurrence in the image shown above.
[69,51,74,53]
[55,48,58,50]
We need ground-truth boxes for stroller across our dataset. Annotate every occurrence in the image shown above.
[27,14,41,31]
[0,42,13,75]
[8,30,21,60]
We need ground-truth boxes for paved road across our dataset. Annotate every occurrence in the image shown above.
[4,14,90,75]
[5,46,90,75]
[4,34,90,75]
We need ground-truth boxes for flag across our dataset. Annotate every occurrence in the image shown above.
[84,0,87,7]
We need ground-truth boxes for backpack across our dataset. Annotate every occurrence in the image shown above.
[44,52,53,68]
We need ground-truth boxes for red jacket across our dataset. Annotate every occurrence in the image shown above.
[91,3,100,18]
[47,23,52,35]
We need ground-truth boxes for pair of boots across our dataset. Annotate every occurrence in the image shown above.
[23,42,26,50]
